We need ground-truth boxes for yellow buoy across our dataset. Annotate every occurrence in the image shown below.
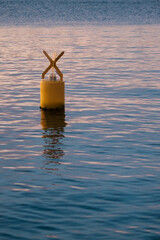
[40,50,65,110]
[40,80,64,109]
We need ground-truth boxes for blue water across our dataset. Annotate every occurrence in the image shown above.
[0,0,160,26]
[0,1,160,240]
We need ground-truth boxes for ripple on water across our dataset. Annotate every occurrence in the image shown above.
[0,25,160,239]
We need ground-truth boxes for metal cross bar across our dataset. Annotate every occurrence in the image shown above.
[42,50,64,81]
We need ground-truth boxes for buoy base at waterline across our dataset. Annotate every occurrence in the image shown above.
[40,80,65,110]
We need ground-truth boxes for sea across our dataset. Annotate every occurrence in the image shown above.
[0,0,160,239]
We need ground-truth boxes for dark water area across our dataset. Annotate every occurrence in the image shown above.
[0,1,160,240]
[0,0,160,26]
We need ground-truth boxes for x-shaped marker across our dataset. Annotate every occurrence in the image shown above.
[42,50,64,80]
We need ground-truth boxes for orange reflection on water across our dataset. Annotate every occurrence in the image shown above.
[41,109,67,161]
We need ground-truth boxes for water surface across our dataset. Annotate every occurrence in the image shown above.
[0,16,160,240]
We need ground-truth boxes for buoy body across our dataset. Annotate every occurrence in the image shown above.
[40,80,65,110]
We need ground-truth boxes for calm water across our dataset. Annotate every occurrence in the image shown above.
[0,0,160,26]
[0,1,160,240]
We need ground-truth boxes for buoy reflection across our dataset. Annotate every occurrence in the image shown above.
[41,109,67,160]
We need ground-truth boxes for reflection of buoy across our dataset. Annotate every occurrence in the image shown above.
[41,109,67,159]
[40,50,65,110]
[41,109,67,130]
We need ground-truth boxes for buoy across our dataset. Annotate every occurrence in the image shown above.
[40,50,65,110]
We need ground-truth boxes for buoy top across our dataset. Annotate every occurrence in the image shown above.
[42,50,64,81]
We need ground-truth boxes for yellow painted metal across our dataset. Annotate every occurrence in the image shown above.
[40,80,64,110]
[42,50,64,80]
[40,50,65,110]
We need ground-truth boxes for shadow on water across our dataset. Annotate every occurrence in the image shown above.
[41,109,67,163]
